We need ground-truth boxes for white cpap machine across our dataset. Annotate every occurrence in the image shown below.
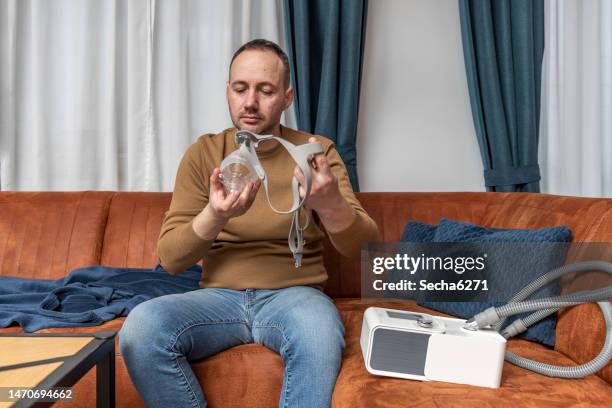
[360,261,612,388]
[360,307,506,388]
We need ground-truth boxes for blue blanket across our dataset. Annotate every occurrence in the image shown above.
[0,264,202,332]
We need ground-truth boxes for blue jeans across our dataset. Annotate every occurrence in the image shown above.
[119,286,345,408]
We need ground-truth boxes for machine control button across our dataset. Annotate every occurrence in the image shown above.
[417,315,434,328]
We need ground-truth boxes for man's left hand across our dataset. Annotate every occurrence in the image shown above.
[293,137,356,233]
[293,137,343,213]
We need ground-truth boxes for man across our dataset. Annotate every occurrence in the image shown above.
[119,39,379,407]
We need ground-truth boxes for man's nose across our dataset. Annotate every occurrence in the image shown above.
[244,90,258,110]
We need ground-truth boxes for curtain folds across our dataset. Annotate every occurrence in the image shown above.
[539,0,612,197]
[283,0,368,191]
[459,0,545,192]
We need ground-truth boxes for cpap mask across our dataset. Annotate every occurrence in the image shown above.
[219,130,324,268]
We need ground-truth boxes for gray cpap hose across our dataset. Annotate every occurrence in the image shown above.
[504,301,611,378]
[494,261,612,331]
[465,261,612,378]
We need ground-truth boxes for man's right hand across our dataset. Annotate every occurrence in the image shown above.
[207,167,261,220]
[192,168,261,240]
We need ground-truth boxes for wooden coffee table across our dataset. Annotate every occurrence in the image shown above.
[0,331,116,408]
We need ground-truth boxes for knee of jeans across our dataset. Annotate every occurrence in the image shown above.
[119,299,170,355]
[289,304,345,358]
[288,323,344,370]
[316,311,345,348]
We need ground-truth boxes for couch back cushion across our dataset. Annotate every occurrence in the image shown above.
[0,192,112,280]
[100,193,171,268]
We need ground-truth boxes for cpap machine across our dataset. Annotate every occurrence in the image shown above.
[360,261,612,388]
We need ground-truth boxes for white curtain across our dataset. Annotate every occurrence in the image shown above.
[539,0,612,197]
[0,0,295,191]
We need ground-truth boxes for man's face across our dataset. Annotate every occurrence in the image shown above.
[227,49,293,135]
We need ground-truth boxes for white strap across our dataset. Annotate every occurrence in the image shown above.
[235,131,323,267]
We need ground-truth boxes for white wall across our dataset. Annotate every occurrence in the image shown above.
[357,0,484,192]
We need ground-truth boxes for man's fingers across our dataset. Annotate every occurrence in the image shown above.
[294,165,305,185]
[244,180,261,208]
[225,190,241,207]
[210,168,227,198]
[210,168,220,187]
[314,153,329,171]
[211,168,228,190]
[249,179,261,200]
[306,137,319,170]
[231,182,252,209]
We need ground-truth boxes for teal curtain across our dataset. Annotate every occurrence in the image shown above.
[459,0,544,192]
[283,0,368,191]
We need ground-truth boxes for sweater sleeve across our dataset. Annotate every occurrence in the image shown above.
[157,140,214,274]
[322,143,380,259]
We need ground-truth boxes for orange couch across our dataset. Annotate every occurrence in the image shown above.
[1,191,610,407]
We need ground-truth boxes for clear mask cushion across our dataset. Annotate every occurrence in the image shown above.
[219,146,259,194]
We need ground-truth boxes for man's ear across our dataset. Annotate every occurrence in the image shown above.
[226,81,230,98]
[284,86,294,110]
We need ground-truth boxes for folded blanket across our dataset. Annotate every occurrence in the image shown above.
[0,264,202,332]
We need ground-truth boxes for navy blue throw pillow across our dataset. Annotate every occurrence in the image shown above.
[432,218,572,243]
[400,218,572,347]
[401,221,437,242]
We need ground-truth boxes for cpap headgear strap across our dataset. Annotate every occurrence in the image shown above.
[219,130,324,267]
